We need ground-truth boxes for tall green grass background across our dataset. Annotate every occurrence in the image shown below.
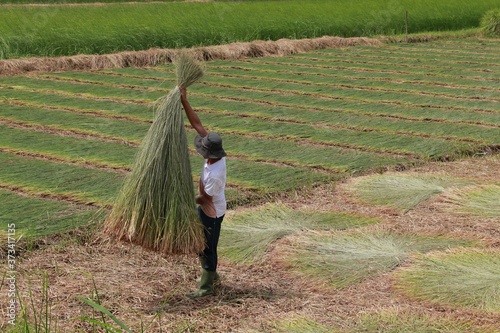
[0,0,499,58]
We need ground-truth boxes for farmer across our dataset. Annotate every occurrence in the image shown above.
[180,86,227,298]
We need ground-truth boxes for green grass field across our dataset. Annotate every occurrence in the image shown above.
[1,37,498,242]
[0,0,499,58]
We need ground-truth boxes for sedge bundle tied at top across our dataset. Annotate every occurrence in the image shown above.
[104,52,205,255]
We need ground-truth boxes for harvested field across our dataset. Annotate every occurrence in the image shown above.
[6,154,500,332]
[1,37,499,331]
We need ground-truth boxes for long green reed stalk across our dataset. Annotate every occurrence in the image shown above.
[104,52,205,254]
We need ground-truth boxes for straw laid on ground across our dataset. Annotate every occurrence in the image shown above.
[348,174,472,213]
[103,53,205,255]
[282,230,471,288]
[0,36,381,76]
[395,248,500,312]
[442,184,500,217]
[219,203,377,263]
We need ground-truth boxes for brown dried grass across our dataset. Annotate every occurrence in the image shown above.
[0,36,381,76]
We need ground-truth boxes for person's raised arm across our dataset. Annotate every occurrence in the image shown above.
[179,86,208,137]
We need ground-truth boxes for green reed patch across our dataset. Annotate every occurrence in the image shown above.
[219,204,378,263]
[285,230,471,288]
[1,0,499,58]
[395,249,500,312]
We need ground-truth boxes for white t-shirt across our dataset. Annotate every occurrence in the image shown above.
[200,157,226,218]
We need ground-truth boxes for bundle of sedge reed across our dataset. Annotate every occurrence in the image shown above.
[104,52,205,254]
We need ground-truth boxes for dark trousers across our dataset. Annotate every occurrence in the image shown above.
[198,206,224,272]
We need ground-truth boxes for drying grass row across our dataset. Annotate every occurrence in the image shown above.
[211,60,500,89]
[441,184,500,217]
[348,174,473,212]
[283,230,472,288]
[0,189,98,241]
[202,65,500,101]
[2,99,405,177]
[2,125,333,195]
[42,68,499,115]
[302,47,500,71]
[4,72,500,131]
[3,80,482,160]
[80,68,500,129]
[192,111,475,159]
[42,68,500,117]
[269,311,485,333]
[5,76,500,149]
[0,82,483,160]
[0,102,150,143]
[0,124,137,169]
[244,55,500,86]
[199,76,500,113]
[395,248,500,312]
[0,151,123,206]
[219,204,378,263]
[1,102,410,174]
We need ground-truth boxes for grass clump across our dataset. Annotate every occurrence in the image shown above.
[103,53,205,255]
[481,9,500,37]
[348,174,471,213]
[219,203,378,263]
[443,184,500,217]
[395,249,500,312]
[285,230,471,288]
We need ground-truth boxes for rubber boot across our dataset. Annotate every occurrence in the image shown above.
[187,269,216,298]
[196,271,220,285]
[196,256,219,285]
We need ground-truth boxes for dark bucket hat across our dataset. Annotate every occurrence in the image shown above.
[194,132,227,159]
